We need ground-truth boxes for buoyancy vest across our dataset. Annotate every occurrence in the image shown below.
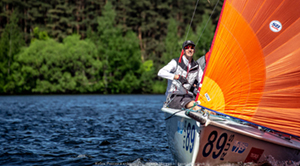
[169,57,199,96]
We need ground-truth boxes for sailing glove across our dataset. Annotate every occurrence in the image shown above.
[178,75,188,85]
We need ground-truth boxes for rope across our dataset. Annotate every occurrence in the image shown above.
[185,102,198,115]
[165,110,185,120]
[165,103,197,120]
[185,0,200,41]
[195,0,220,46]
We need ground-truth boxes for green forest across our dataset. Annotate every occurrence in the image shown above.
[0,0,222,94]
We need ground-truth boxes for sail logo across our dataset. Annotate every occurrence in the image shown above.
[269,20,282,32]
[244,147,264,163]
[205,93,211,101]
[231,141,248,154]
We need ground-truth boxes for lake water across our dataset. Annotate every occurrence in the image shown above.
[1,95,299,166]
[0,95,173,165]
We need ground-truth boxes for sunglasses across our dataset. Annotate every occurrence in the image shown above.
[184,45,195,49]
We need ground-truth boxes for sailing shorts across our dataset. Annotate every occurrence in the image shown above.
[168,94,195,109]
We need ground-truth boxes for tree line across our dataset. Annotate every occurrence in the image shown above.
[0,0,222,94]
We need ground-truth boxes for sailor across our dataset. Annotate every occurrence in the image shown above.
[158,40,203,110]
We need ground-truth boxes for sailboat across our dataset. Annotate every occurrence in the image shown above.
[162,0,300,165]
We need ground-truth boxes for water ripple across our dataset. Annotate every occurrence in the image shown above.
[0,95,171,165]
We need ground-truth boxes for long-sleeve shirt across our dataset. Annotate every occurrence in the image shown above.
[158,56,204,97]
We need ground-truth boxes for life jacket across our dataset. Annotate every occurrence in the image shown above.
[168,57,199,96]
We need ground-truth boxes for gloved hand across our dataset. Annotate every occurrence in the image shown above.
[178,75,188,85]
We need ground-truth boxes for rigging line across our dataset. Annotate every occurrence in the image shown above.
[195,0,220,46]
[165,110,185,120]
[185,0,200,41]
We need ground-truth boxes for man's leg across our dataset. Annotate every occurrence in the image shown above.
[186,101,216,115]
[185,101,201,110]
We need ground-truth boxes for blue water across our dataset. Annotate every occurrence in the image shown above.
[0,95,173,165]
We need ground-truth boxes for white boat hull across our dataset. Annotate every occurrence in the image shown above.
[162,107,300,165]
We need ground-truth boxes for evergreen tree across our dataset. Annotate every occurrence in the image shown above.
[0,1,7,35]
[97,1,141,94]
[162,18,180,65]
[0,10,24,93]
[46,0,76,41]
[0,1,27,23]
[26,0,51,41]
[0,0,224,94]
[81,0,106,38]
[115,0,171,62]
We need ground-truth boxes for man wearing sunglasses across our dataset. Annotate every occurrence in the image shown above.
[158,40,203,111]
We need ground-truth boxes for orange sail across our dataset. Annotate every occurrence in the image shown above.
[197,0,300,137]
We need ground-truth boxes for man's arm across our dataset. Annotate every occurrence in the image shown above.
[158,59,177,80]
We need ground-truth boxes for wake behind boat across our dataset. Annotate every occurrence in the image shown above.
[162,0,300,165]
